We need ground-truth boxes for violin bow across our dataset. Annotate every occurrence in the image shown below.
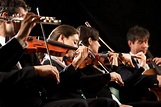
[85,21,131,67]
[79,41,110,74]
[85,21,115,52]
[36,7,52,65]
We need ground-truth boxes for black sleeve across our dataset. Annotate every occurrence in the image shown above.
[116,64,144,85]
[19,53,41,67]
[79,73,111,94]
[0,38,24,71]
[0,66,37,87]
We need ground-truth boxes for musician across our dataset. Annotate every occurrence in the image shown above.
[77,25,136,107]
[78,25,161,107]
[116,25,161,105]
[0,0,90,107]
[42,24,121,107]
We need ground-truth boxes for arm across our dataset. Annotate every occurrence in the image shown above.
[0,66,37,87]
[0,38,24,71]
[116,64,145,86]
[0,12,40,71]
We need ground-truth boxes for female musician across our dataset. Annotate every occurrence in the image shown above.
[77,25,135,107]
[42,24,123,107]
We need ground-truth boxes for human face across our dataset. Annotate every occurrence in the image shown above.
[128,39,149,54]
[5,21,15,36]
[13,7,28,35]
[5,7,28,37]
[88,40,100,53]
[63,34,79,57]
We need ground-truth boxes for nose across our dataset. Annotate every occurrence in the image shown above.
[97,41,101,48]
[142,42,149,48]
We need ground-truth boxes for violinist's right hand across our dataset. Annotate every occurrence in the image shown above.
[110,72,124,86]
[72,46,88,69]
[34,65,60,83]
[15,12,40,42]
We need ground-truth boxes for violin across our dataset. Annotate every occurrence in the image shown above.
[64,48,111,73]
[78,53,110,69]
[25,36,77,57]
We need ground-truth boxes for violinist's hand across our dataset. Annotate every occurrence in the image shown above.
[121,53,135,68]
[15,12,40,42]
[72,46,88,69]
[136,52,147,69]
[34,65,60,83]
[110,72,124,86]
[107,52,119,66]
[153,57,161,66]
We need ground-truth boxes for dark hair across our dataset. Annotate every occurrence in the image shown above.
[0,0,30,16]
[77,25,99,46]
[126,25,150,43]
[48,24,79,41]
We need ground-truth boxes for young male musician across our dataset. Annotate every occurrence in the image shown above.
[116,25,161,106]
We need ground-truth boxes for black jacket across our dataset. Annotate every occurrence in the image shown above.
[0,38,44,107]
[116,58,159,103]
[42,58,111,100]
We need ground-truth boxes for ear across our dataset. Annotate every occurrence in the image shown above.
[128,40,132,47]
[57,34,65,43]
[88,37,92,45]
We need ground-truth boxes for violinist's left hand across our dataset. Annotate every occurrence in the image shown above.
[107,52,135,68]
[120,53,135,68]
[107,52,119,66]
[16,12,40,42]
[72,46,88,69]
[136,52,147,69]
[153,57,161,66]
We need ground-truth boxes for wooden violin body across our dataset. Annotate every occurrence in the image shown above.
[25,36,77,57]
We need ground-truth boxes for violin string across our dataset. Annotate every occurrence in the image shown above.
[36,7,52,65]
[85,21,114,52]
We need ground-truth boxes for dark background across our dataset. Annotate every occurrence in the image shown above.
[26,0,161,57]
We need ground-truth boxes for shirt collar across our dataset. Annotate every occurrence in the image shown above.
[0,36,6,46]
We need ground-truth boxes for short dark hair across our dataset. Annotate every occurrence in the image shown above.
[77,25,99,46]
[126,25,150,43]
[0,0,30,16]
[48,24,79,41]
